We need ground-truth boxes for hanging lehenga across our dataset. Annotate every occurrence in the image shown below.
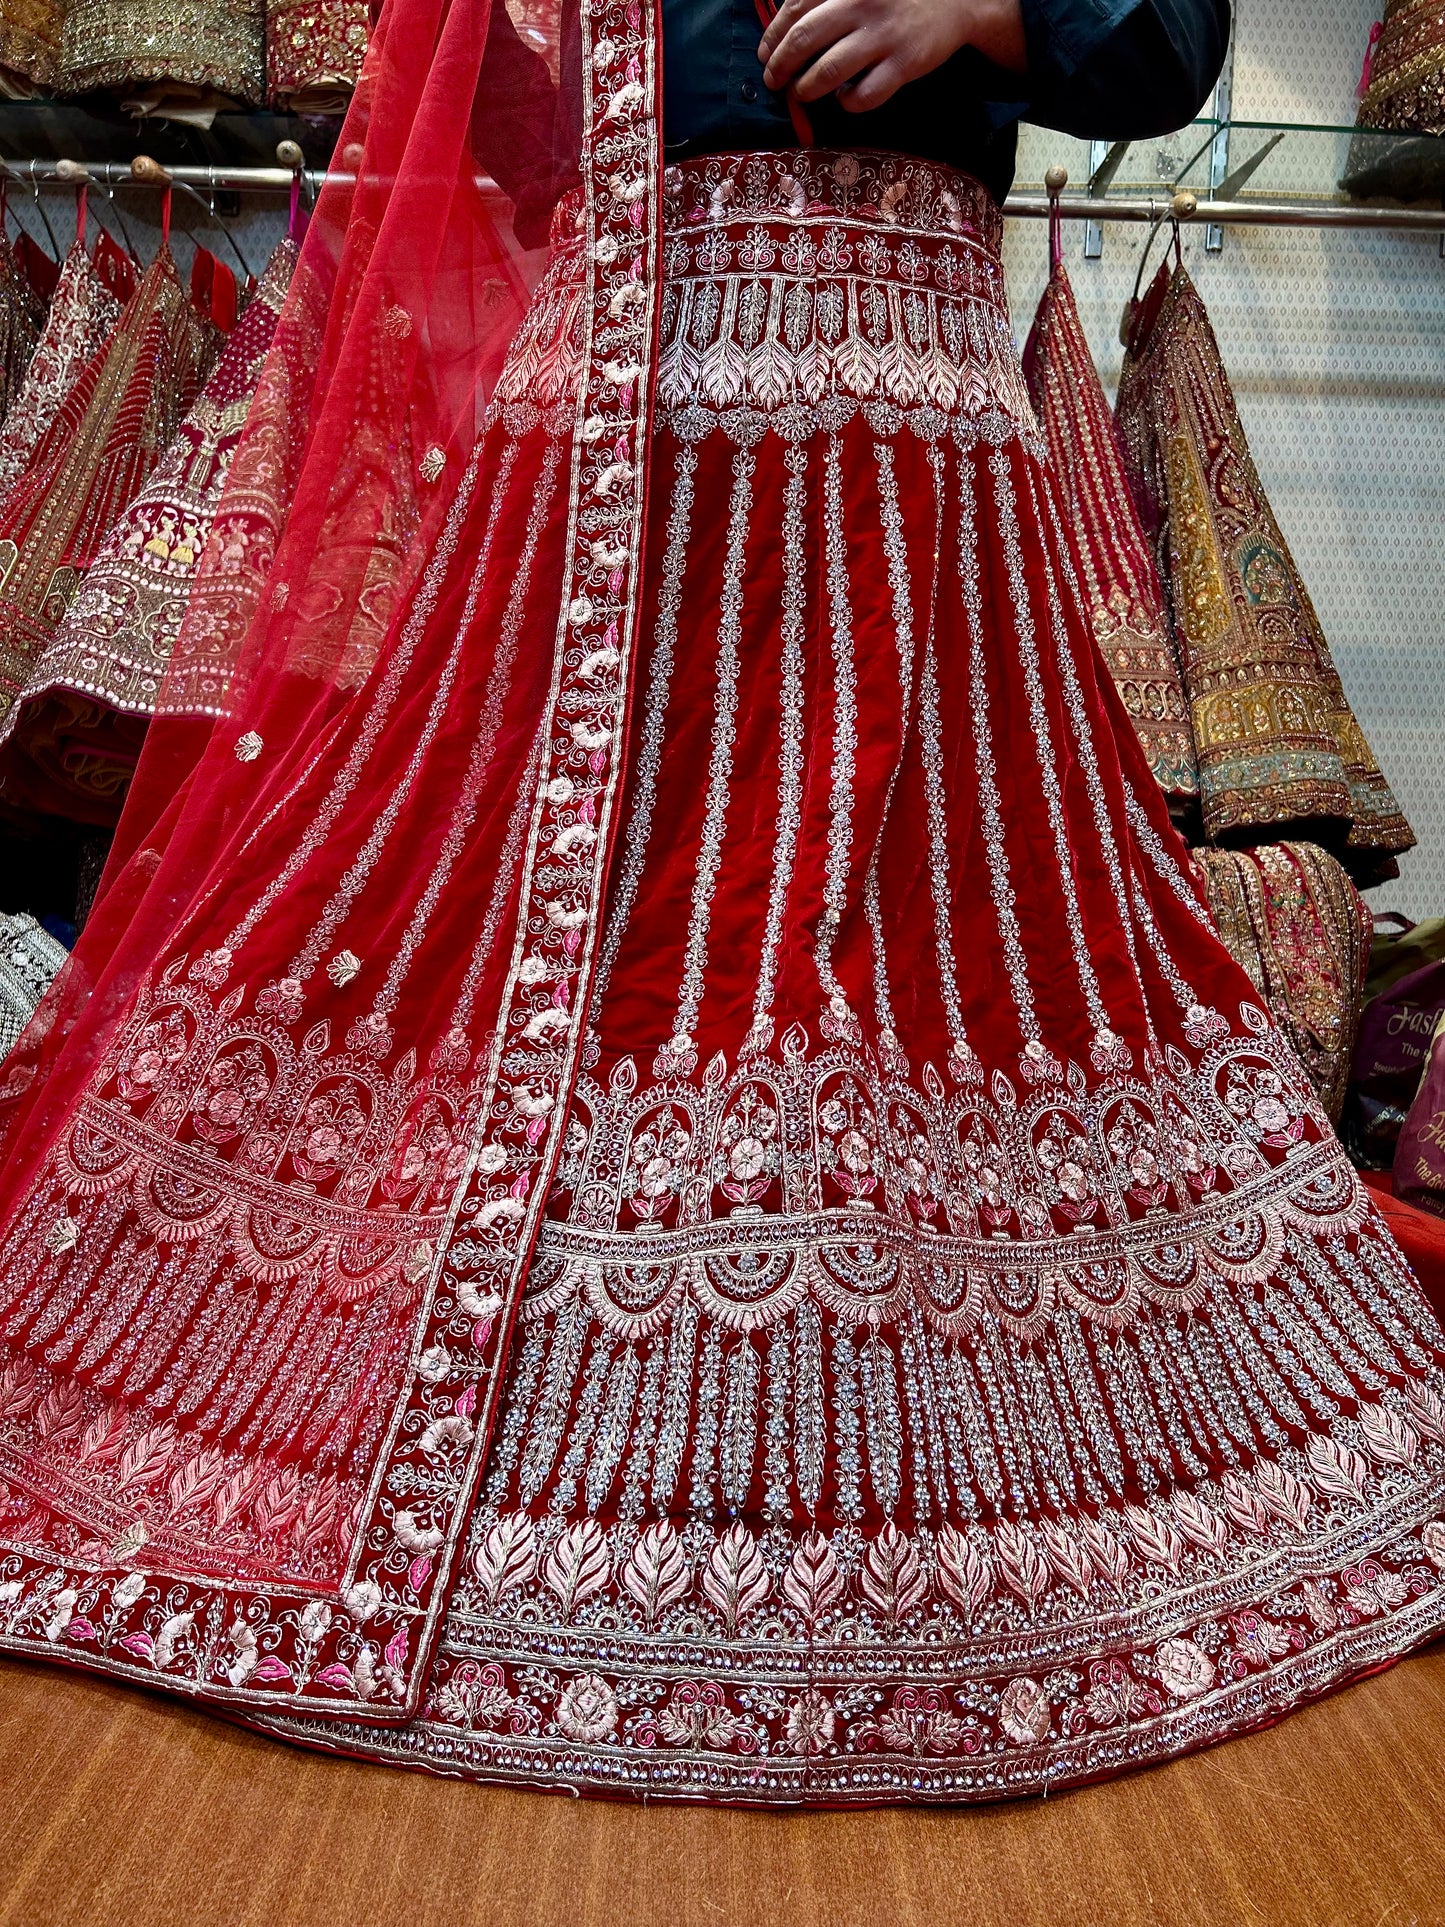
[1023,222,1196,804]
[0,0,1443,1809]
[0,216,45,425]
[0,219,215,811]
[0,233,299,826]
[1114,261,1415,883]
[0,211,135,503]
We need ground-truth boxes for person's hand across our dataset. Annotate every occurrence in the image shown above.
[759,0,1027,114]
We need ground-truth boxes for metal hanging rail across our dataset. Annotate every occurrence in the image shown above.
[2,154,1443,234]
[1005,190,1445,233]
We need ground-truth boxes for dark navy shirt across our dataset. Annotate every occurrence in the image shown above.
[661,0,1231,202]
[476,0,1230,242]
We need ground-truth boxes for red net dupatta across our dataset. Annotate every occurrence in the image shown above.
[0,0,662,1727]
[1023,257,1197,804]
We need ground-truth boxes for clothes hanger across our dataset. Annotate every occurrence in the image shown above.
[56,158,145,267]
[131,154,253,286]
[1120,188,1197,349]
[3,161,62,259]
[1045,163,1067,274]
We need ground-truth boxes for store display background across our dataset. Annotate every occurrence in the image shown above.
[1010,0,1445,920]
[3,1,1438,916]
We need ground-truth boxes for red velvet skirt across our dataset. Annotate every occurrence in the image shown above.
[4,152,1445,1803]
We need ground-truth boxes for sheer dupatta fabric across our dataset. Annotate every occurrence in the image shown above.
[0,0,665,1726]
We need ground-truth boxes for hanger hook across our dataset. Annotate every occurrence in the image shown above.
[1044,163,1067,273]
[95,169,143,264]
[25,159,61,256]
[1130,189,1196,310]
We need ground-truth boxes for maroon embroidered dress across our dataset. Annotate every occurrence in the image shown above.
[1193,842,1372,1124]
[0,220,45,426]
[0,222,134,503]
[0,0,1442,1809]
[1024,242,1196,802]
[267,0,370,110]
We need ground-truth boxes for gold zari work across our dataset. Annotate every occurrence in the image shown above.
[1359,0,1445,135]
[60,0,266,105]
[0,0,64,93]
[1116,266,1414,882]
[267,0,369,111]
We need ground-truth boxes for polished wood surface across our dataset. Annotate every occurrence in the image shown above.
[3,1648,1444,1926]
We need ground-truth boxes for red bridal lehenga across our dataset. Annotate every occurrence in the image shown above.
[1,0,1444,1807]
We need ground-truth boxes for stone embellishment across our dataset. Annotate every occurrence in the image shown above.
[46,1215,78,1255]
[234,731,263,762]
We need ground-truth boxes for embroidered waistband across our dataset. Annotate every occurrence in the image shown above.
[664,148,1003,255]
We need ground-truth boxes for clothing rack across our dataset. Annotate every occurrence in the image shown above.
[2,155,1444,235]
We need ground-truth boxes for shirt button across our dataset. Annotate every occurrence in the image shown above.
[740,79,758,103]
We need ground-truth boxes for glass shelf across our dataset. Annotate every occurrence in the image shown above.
[1016,116,1445,210]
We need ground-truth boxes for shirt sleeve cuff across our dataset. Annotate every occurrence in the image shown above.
[1020,0,1147,79]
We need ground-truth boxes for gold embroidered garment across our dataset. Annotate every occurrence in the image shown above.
[267,0,369,111]
[1115,264,1414,880]
[60,0,266,106]
[0,0,64,93]
[1358,0,1445,134]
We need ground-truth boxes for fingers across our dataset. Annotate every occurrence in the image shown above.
[757,0,831,68]
[760,0,864,91]
[793,27,886,100]
[838,54,907,109]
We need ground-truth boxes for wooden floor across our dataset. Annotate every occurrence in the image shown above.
[3,1648,1444,1927]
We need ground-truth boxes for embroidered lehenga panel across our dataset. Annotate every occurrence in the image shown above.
[0,0,64,94]
[1024,256,1196,802]
[0,0,1442,1810]
[1115,265,1414,880]
[1357,0,1445,134]
[1194,843,1371,1124]
[0,227,44,426]
[0,230,132,503]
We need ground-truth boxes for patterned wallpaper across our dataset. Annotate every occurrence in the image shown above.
[1007,0,1445,918]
